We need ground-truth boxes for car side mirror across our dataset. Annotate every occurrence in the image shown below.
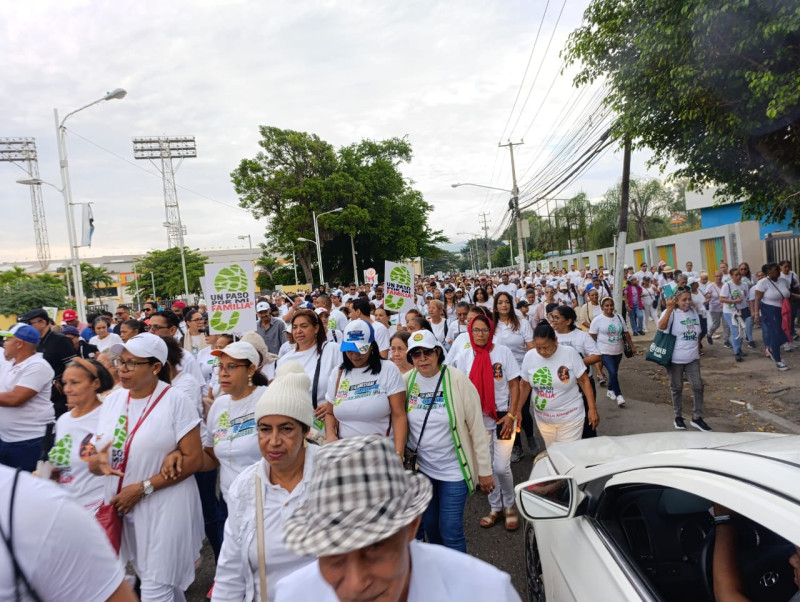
[515,476,578,521]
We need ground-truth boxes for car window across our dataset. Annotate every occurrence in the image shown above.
[594,484,798,602]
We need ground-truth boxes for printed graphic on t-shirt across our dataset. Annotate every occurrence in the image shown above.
[557,366,570,383]
[110,415,127,469]
[680,316,699,342]
[531,366,554,410]
[605,323,622,342]
[213,410,256,445]
[492,363,503,381]
[49,434,74,483]
[407,382,445,413]
[334,378,379,405]
[328,317,338,330]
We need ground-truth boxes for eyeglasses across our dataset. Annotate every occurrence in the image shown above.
[143,308,153,313]
[409,348,436,359]
[471,328,490,335]
[189,317,205,323]
[112,358,151,371]
[147,324,169,332]
[215,363,248,374]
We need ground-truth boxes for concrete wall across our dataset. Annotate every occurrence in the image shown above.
[535,220,766,274]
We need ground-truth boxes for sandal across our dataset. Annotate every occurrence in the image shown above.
[480,510,502,528]
[504,507,520,531]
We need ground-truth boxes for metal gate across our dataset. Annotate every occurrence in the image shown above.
[765,232,800,269]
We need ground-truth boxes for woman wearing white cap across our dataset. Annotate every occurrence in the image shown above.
[212,362,317,602]
[323,320,407,454]
[404,329,493,553]
[89,332,204,601]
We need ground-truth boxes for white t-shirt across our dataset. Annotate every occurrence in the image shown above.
[756,277,791,308]
[658,309,701,364]
[721,281,750,313]
[371,320,391,353]
[448,343,520,429]
[779,270,799,292]
[494,319,533,367]
[445,320,469,346]
[88,332,123,352]
[691,291,708,317]
[327,308,348,333]
[93,382,204,587]
[205,385,267,501]
[707,282,724,312]
[555,328,601,378]
[430,318,448,344]
[276,342,341,407]
[325,328,344,344]
[406,369,462,481]
[0,466,126,602]
[589,313,627,356]
[326,361,406,438]
[496,283,517,296]
[48,406,104,512]
[0,353,54,442]
[521,344,586,425]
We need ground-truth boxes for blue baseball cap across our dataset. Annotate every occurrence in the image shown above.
[340,319,375,355]
[0,323,41,345]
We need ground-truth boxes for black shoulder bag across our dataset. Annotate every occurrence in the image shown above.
[403,367,446,472]
[311,342,328,410]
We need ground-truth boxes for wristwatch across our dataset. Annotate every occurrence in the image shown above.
[142,479,154,497]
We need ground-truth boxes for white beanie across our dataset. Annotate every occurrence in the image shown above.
[255,361,314,428]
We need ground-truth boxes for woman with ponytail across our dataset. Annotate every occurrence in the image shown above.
[448,314,521,531]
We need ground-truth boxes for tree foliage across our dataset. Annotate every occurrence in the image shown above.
[127,248,208,299]
[0,277,71,316]
[232,127,447,285]
[565,0,800,225]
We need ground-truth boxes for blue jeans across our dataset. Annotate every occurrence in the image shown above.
[418,476,469,553]
[761,303,786,362]
[722,313,743,355]
[628,306,643,334]
[0,436,44,472]
[601,354,623,396]
[195,469,221,560]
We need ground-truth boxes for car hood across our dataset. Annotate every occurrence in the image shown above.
[546,431,782,476]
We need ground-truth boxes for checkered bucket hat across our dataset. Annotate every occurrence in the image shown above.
[283,435,432,557]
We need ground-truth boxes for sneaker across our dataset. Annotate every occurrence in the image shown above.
[783,343,795,352]
[776,361,790,371]
[598,377,607,387]
[739,350,747,357]
[674,416,687,430]
[723,342,732,349]
[706,335,713,345]
[510,446,524,463]
[607,390,618,401]
[690,417,712,432]
[616,395,626,407]
[747,341,756,349]
[735,353,743,362]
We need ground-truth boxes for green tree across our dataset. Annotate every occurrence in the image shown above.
[492,244,512,268]
[565,0,800,225]
[127,248,208,299]
[0,278,70,316]
[0,266,30,287]
[80,264,114,303]
[232,127,446,285]
[422,250,462,275]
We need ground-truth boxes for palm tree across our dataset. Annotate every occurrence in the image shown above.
[81,264,114,304]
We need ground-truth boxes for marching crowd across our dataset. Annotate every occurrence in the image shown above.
[1,256,800,601]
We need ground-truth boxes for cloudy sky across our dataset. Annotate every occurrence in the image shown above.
[0,0,664,266]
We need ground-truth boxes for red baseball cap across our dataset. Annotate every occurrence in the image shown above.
[172,301,187,309]
[63,309,77,321]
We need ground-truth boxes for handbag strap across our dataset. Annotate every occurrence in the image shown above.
[766,277,790,299]
[254,473,267,602]
[311,342,327,409]
[0,469,43,602]
[116,385,171,494]
[407,366,446,453]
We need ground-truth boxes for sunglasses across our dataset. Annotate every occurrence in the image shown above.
[409,348,437,359]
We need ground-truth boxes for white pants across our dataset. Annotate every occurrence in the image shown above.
[139,581,186,602]
[486,424,516,510]
[536,416,584,448]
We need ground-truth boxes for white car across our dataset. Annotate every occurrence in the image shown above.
[514,432,800,602]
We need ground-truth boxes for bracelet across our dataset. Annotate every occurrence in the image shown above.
[714,515,732,524]
[506,413,516,421]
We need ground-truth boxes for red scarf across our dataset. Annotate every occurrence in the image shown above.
[468,315,496,420]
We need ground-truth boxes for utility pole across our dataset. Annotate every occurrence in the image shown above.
[479,213,492,271]
[613,138,632,314]
[500,140,526,276]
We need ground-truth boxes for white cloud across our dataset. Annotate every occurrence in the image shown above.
[0,0,666,264]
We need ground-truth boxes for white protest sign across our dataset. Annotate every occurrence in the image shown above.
[383,261,414,314]
[202,262,256,335]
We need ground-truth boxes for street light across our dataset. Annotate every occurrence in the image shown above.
[312,207,343,286]
[54,88,127,323]
[238,234,252,249]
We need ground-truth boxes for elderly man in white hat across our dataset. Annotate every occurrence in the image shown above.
[275,435,520,602]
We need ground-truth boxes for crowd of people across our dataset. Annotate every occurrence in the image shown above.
[1,256,799,601]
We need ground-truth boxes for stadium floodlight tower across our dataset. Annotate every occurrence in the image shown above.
[0,138,50,270]
[132,136,196,298]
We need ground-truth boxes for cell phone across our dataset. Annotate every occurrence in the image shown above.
[496,418,513,440]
